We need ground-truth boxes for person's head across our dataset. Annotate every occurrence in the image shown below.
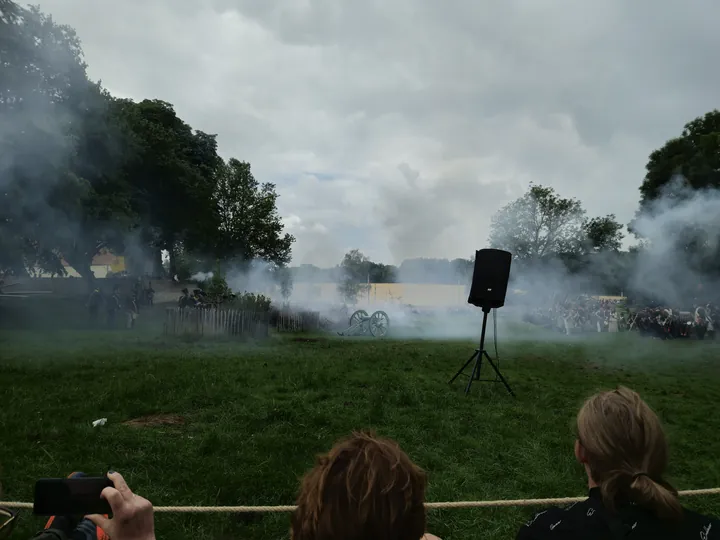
[575,386,682,519]
[291,431,427,540]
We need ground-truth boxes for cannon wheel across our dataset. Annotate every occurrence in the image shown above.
[369,310,390,337]
[349,309,369,335]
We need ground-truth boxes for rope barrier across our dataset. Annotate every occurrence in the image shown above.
[4,487,720,513]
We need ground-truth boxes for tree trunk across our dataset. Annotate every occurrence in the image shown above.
[10,257,30,278]
[152,248,164,278]
[64,252,96,292]
[168,242,178,278]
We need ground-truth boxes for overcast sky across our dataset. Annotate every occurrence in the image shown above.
[35,0,719,267]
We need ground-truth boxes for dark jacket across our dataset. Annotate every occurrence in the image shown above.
[517,487,718,539]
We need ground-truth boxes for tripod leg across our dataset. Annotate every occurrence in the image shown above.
[483,351,516,397]
[449,351,478,384]
[474,351,483,381]
[464,354,482,395]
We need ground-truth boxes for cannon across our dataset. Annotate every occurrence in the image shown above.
[337,309,390,338]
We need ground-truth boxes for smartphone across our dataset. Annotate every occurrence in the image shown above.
[33,477,114,516]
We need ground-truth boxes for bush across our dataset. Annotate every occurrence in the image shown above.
[227,292,271,312]
[192,266,271,312]
[205,271,232,298]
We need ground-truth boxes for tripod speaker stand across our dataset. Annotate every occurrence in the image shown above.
[451,248,516,396]
[449,306,516,396]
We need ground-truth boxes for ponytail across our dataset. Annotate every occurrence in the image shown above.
[599,470,683,521]
[577,388,687,522]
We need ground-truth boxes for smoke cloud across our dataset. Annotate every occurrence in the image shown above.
[378,162,523,264]
[190,271,214,282]
[627,175,720,306]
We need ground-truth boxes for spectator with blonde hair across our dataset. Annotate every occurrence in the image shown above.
[291,431,440,540]
[517,386,719,539]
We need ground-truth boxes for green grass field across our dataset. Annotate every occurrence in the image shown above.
[2,326,720,539]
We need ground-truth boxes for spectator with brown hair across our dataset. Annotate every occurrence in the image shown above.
[291,431,440,540]
[517,386,719,539]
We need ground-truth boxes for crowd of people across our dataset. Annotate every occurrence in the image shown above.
[523,295,716,340]
[523,296,625,335]
[2,387,717,539]
[629,305,715,340]
[86,280,154,330]
[176,287,237,310]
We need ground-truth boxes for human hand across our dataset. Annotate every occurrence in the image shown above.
[87,472,155,540]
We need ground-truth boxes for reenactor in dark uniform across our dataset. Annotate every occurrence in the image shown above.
[145,282,155,306]
[86,287,104,326]
[125,291,139,329]
[192,289,207,307]
[178,288,195,308]
[132,278,143,306]
[107,285,122,328]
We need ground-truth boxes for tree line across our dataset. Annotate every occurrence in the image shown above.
[0,1,293,289]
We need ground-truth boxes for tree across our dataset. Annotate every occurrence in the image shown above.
[582,215,624,252]
[368,262,396,283]
[0,2,113,280]
[489,184,586,260]
[47,89,140,285]
[213,158,294,266]
[632,110,720,275]
[337,249,371,304]
[276,266,293,302]
[638,110,720,210]
[0,3,294,285]
[120,99,222,277]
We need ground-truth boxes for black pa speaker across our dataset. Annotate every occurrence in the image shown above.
[467,249,512,309]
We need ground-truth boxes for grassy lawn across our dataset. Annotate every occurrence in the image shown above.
[1,326,720,539]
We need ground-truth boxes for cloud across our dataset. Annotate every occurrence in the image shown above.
[33,0,720,265]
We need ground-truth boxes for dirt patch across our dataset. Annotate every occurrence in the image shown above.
[291,337,322,343]
[123,414,186,428]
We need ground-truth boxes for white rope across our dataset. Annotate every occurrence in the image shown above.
[3,487,720,513]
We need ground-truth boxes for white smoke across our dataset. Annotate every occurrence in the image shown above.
[627,174,720,306]
[190,271,215,282]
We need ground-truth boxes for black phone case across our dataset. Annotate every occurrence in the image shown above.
[33,477,114,516]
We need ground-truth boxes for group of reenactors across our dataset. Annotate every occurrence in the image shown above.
[177,288,236,309]
[178,288,205,309]
[629,304,715,340]
[523,293,716,340]
[86,278,154,329]
[523,296,623,335]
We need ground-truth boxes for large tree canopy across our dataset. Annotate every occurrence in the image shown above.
[638,110,720,209]
[0,2,295,285]
[488,184,623,261]
[631,109,720,277]
[214,158,294,267]
[119,98,223,276]
[0,2,101,277]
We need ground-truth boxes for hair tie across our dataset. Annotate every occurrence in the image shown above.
[631,472,651,482]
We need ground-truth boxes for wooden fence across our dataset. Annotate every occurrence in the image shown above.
[164,308,270,338]
[164,307,321,337]
[273,310,321,333]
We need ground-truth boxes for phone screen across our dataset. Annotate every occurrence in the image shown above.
[34,478,113,516]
